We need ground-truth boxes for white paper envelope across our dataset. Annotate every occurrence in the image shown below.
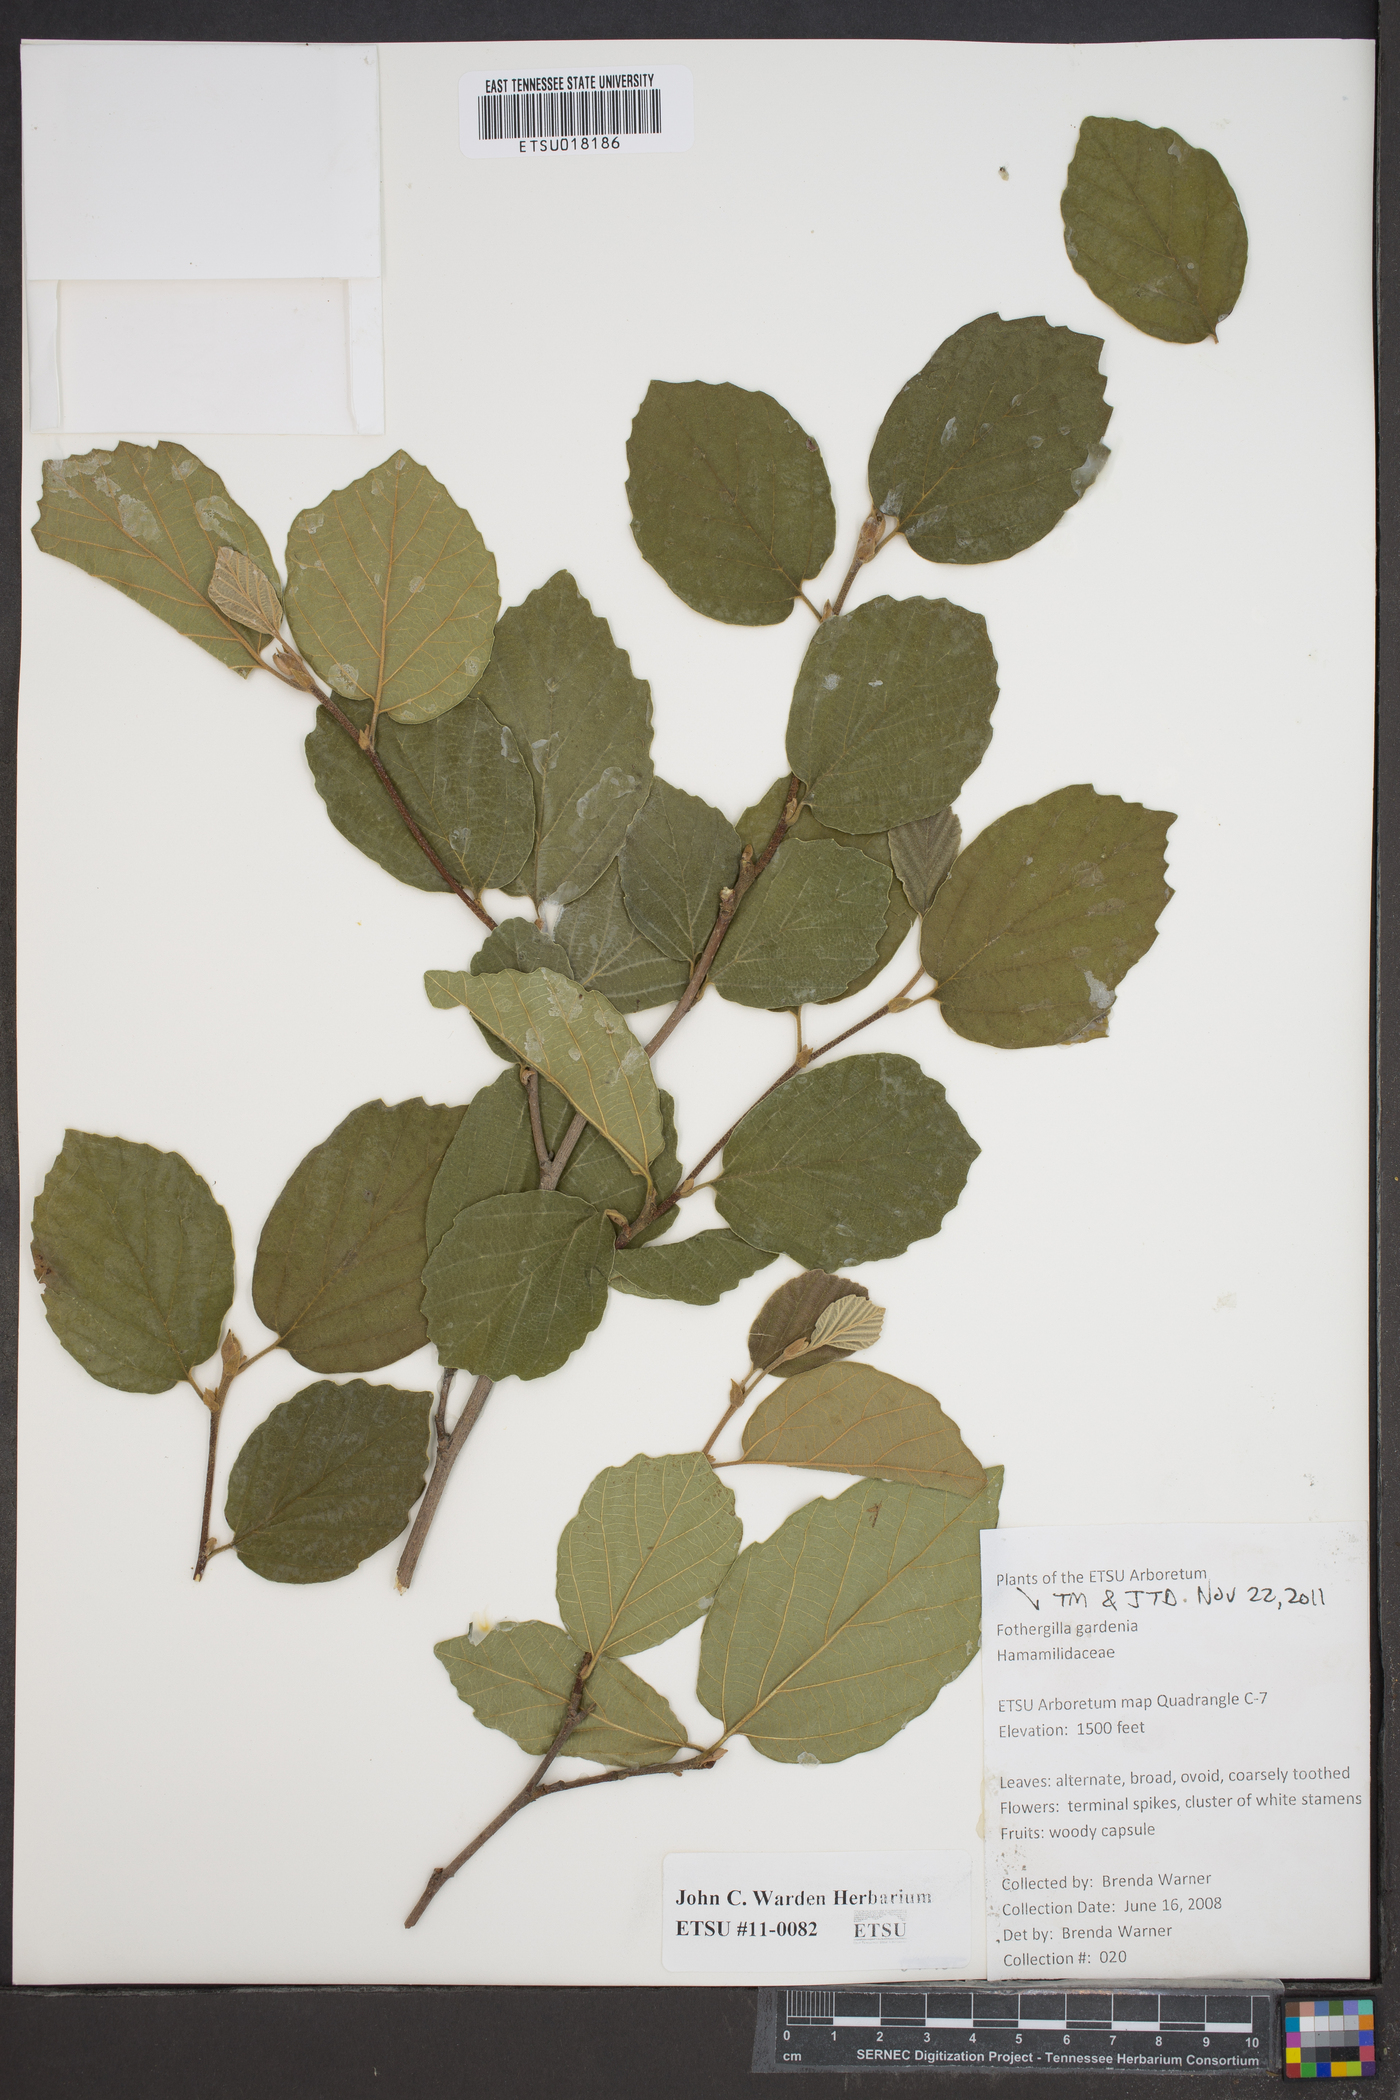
[22,41,384,434]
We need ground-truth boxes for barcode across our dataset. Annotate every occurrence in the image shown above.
[477,87,662,142]
[460,64,690,160]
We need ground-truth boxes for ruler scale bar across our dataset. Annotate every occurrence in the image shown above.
[758,1987,1280,2073]
[814,2007,1250,2024]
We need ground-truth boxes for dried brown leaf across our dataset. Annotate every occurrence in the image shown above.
[807,1294,886,1356]
[208,546,284,636]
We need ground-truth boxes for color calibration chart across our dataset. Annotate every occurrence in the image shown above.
[1285,1999,1375,2080]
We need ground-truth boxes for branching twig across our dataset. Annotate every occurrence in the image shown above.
[405,1657,592,1926]
[644,776,803,1059]
[618,968,929,1247]
[701,1375,762,1459]
[828,511,900,620]
[541,1110,587,1193]
[396,1371,495,1591]
[190,1330,247,1581]
[533,1749,722,1800]
[404,1670,723,1928]
[701,1327,825,1457]
[261,647,497,933]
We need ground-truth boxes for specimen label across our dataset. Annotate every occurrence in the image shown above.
[980,1523,1368,1982]
[663,1851,972,1972]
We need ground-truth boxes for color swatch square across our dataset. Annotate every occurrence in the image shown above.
[1285,1998,1375,2077]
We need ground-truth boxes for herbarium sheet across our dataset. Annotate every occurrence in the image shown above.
[13,37,1374,1983]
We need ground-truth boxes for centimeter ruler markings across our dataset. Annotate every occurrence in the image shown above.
[753,1987,1280,2074]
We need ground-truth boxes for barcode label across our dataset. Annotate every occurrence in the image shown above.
[478,87,662,141]
[461,63,693,159]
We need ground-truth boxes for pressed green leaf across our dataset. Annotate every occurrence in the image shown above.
[748,1269,870,1379]
[868,314,1111,565]
[890,809,962,916]
[627,380,835,626]
[715,1052,978,1269]
[252,1098,464,1373]
[478,572,653,905]
[1063,116,1248,344]
[741,1362,986,1496]
[847,877,914,997]
[284,452,498,728]
[786,597,998,833]
[698,1469,1002,1763]
[469,919,575,1063]
[31,1131,233,1393]
[425,1070,679,1255]
[610,1230,776,1305]
[475,919,573,977]
[920,784,1175,1048]
[738,778,915,1001]
[424,967,663,1182]
[425,1069,541,1251]
[225,1378,432,1583]
[305,695,534,896]
[619,779,741,963]
[557,1453,742,1660]
[555,861,692,1014]
[422,1191,614,1379]
[436,1620,688,1766]
[710,839,890,1011]
[34,442,278,676]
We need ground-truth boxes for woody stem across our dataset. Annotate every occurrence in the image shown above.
[395,1372,495,1591]
[263,652,496,932]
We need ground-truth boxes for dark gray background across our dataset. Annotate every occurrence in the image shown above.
[0,3,1386,2092]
